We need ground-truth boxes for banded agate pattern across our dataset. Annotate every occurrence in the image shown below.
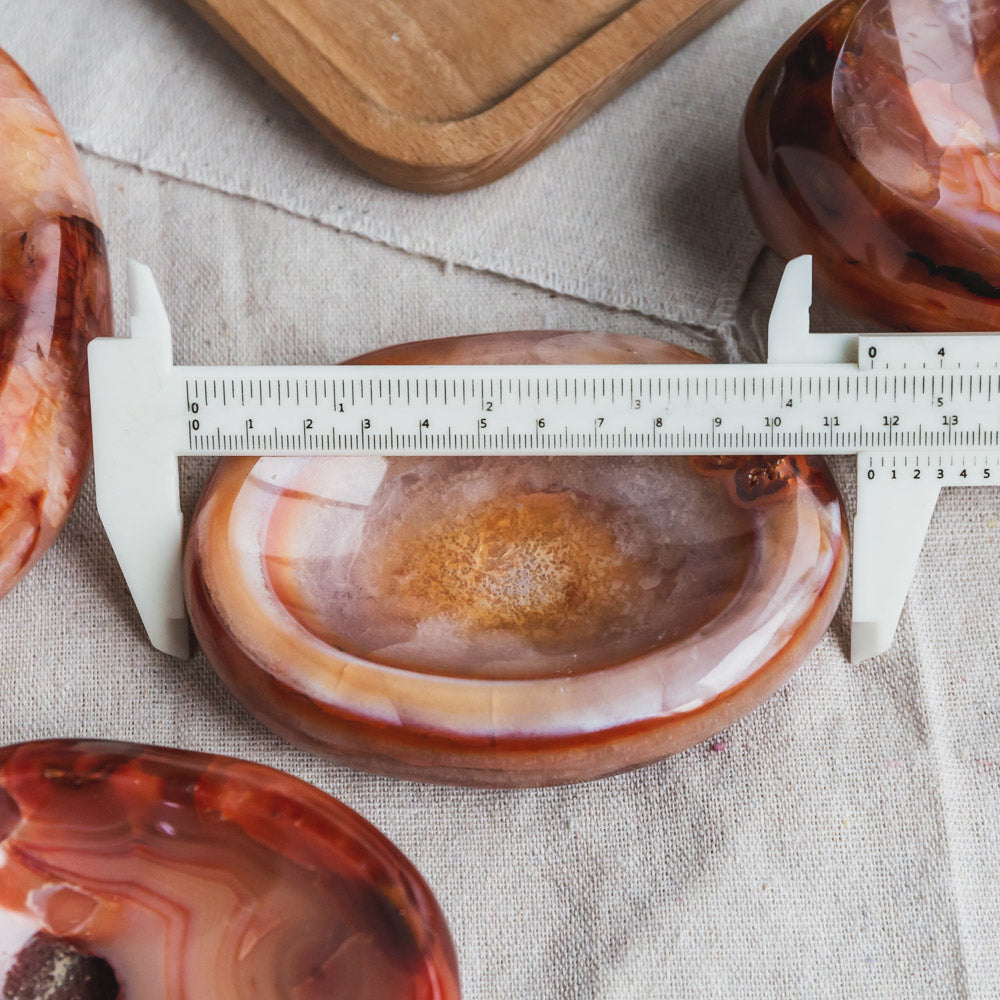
[186,332,849,786]
[0,49,111,594]
[0,740,460,1000]
[741,0,1000,330]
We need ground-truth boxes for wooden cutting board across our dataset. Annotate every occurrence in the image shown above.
[183,0,741,192]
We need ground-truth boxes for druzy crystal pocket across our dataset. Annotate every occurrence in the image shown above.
[0,740,460,1000]
[186,332,849,786]
[740,0,1000,330]
[0,49,111,595]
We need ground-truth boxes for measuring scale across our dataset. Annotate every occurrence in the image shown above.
[89,256,1000,661]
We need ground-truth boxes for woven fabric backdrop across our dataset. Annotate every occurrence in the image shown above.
[1,1,998,997]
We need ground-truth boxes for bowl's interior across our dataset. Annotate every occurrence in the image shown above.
[0,741,458,998]
[832,0,1000,245]
[253,454,755,680]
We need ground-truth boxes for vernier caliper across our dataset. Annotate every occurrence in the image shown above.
[89,256,1000,661]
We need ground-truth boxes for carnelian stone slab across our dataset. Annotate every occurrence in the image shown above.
[0,49,111,595]
[0,739,461,1000]
[741,0,1000,330]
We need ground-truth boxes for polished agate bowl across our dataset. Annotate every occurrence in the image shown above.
[741,0,1000,330]
[186,332,849,786]
[0,739,460,999]
[0,49,111,594]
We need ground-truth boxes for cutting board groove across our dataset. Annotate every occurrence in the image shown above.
[184,0,740,191]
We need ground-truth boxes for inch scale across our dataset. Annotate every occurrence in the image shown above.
[89,257,1000,662]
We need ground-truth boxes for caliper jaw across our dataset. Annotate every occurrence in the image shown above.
[89,262,188,658]
[767,256,940,662]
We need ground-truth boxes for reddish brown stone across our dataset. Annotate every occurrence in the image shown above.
[740,0,1000,330]
[0,741,460,1000]
[0,49,112,596]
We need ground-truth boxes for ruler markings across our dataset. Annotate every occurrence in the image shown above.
[171,365,1000,483]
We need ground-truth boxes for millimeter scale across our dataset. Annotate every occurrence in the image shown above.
[89,256,1000,662]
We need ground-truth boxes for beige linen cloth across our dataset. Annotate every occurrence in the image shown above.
[2,1,998,997]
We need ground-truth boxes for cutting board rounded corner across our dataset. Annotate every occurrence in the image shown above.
[184,0,742,193]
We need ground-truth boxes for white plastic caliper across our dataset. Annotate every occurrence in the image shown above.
[89,256,1000,660]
